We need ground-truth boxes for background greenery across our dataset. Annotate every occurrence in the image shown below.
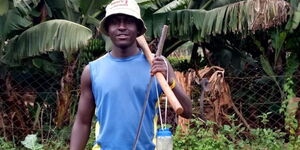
[1,0,300,149]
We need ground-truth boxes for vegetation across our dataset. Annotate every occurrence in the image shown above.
[174,117,289,150]
[1,0,300,149]
[2,115,300,149]
[0,137,16,150]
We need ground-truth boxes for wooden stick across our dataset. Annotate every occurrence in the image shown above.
[137,25,184,114]
[155,25,168,56]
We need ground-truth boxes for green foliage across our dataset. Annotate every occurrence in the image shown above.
[13,0,40,16]
[21,134,43,150]
[41,126,72,150]
[3,116,300,150]
[257,112,272,126]
[31,57,62,75]
[79,0,111,25]
[212,48,253,75]
[0,138,16,150]
[285,136,300,150]
[2,19,93,64]
[259,55,283,98]
[285,0,300,32]
[220,115,246,143]
[15,122,96,150]
[167,56,191,71]
[281,54,300,135]
[18,126,72,150]
[77,38,106,82]
[245,112,286,149]
[173,115,294,150]
[145,0,289,42]
[154,0,190,14]
[0,0,9,15]
[80,0,111,15]
[173,119,235,150]
[86,120,97,149]
[260,55,276,80]
[271,31,287,65]
[1,0,300,150]
[43,140,67,150]
[0,8,32,39]
[249,128,285,150]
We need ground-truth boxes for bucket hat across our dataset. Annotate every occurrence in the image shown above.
[99,0,147,36]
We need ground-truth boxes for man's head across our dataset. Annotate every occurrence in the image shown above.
[99,0,147,37]
[105,14,140,48]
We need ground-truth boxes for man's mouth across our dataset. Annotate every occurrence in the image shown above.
[116,34,128,38]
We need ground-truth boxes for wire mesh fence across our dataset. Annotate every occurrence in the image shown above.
[0,68,77,148]
[163,65,300,133]
[228,70,285,130]
[0,64,300,147]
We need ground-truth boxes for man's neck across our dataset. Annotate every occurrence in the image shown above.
[110,44,139,58]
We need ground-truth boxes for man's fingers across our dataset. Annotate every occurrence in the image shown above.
[151,56,168,77]
[152,56,164,64]
[152,58,165,67]
[153,56,164,60]
[151,66,165,72]
[152,61,165,67]
[151,66,166,75]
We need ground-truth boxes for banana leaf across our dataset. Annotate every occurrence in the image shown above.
[154,0,189,14]
[0,9,32,39]
[0,0,9,15]
[148,0,289,42]
[13,0,41,16]
[2,19,92,63]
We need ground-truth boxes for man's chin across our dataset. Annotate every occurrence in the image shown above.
[116,44,129,49]
[115,42,132,49]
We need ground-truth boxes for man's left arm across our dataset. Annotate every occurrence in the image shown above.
[151,56,192,118]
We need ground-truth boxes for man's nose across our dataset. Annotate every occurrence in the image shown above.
[118,20,126,29]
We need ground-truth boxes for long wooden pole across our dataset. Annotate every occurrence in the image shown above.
[136,25,183,114]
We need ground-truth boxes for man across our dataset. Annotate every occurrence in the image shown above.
[70,0,192,149]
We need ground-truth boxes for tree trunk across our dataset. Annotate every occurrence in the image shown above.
[190,43,200,68]
[296,103,300,136]
[55,56,78,128]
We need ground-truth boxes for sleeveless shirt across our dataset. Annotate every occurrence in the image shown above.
[89,51,162,149]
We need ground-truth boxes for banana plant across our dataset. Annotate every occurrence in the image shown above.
[2,19,92,63]
[277,0,300,137]
[140,1,300,133]
[138,0,291,77]
[144,0,290,42]
[0,0,109,128]
[1,0,299,129]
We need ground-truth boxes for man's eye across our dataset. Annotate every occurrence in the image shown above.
[110,19,119,25]
[126,19,135,24]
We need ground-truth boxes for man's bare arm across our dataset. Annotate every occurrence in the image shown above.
[70,65,95,150]
[151,57,192,118]
[166,60,192,118]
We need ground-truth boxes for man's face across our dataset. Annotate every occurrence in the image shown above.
[106,14,139,49]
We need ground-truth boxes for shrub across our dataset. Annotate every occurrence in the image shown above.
[0,137,16,150]
[168,56,191,72]
[173,116,291,150]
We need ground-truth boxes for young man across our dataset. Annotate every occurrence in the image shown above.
[70,0,192,149]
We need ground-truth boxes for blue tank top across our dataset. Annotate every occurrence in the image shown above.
[89,51,162,150]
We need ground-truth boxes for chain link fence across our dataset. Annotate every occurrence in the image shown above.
[227,66,293,130]
[0,64,300,147]
[162,65,300,132]
[0,68,78,148]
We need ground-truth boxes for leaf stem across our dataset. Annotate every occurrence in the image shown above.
[81,0,96,25]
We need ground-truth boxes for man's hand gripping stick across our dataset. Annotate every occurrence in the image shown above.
[136,25,184,114]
